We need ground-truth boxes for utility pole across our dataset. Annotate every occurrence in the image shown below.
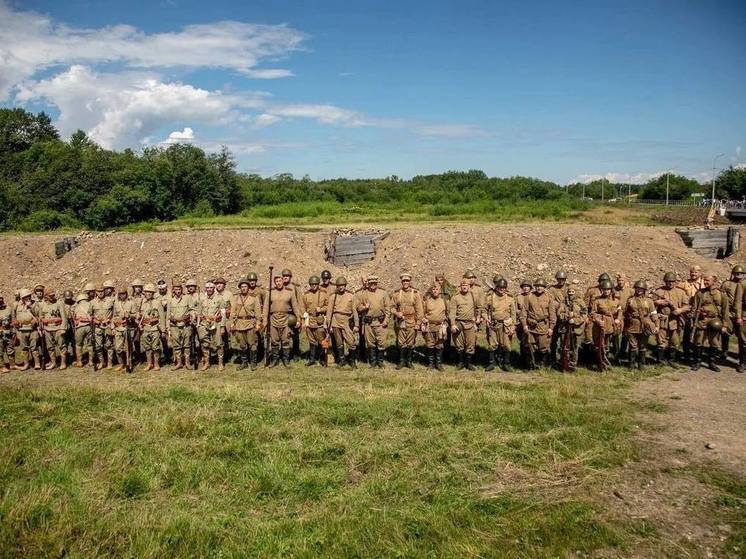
[666,171,670,206]
[601,178,605,202]
[711,154,725,206]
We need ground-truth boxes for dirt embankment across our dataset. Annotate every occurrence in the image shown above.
[0,224,734,295]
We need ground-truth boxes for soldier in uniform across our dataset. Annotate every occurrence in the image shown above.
[72,289,94,368]
[391,273,423,369]
[449,278,480,370]
[652,272,690,367]
[325,277,359,368]
[155,280,169,307]
[484,277,517,372]
[422,282,448,370]
[612,274,634,363]
[213,276,232,361]
[690,272,728,372]
[681,266,705,362]
[0,295,15,372]
[519,279,556,369]
[590,279,620,371]
[112,287,137,372]
[548,271,569,363]
[623,281,657,369]
[264,274,300,367]
[62,290,75,364]
[356,275,390,368]
[280,269,303,361]
[131,279,144,302]
[38,290,68,369]
[139,284,165,371]
[13,289,39,370]
[719,265,743,362]
[166,278,194,370]
[319,270,333,294]
[197,281,226,370]
[557,287,587,371]
[103,280,115,301]
[516,280,533,368]
[584,273,610,348]
[91,284,114,369]
[301,276,329,366]
[433,272,455,359]
[228,276,263,370]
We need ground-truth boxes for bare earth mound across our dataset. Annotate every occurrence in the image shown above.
[0,224,733,294]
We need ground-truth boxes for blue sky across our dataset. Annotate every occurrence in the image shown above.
[1,0,744,183]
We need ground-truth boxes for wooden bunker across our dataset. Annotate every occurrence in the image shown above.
[676,227,739,259]
[327,232,388,267]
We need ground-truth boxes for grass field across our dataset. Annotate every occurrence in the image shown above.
[0,363,656,558]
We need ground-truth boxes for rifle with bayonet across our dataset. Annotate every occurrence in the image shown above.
[264,266,274,366]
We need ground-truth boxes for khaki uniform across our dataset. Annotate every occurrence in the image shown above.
[301,289,329,349]
[325,290,359,356]
[520,292,556,355]
[422,295,448,349]
[652,286,689,350]
[229,292,262,352]
[734,281,746,346]
[357,288,390,351]
[391,288,424,348]
[166,295,194,362]
[38,300,68,358]
[197,293,225,356]
[13,302,39,362]
[691,288,728,347]
[623,296,656,351]
[0,306,14,366]
[72,299,94,357]
[449,291,479,355]
[516,292,532,365]
[558,298,587,369]
[112,299,137,356]
[263,287,299,352]
[590,295,620,369]
[583,286,602,341]
[484,291,516,351]
[91,296,114,363]
[139,298,164,353]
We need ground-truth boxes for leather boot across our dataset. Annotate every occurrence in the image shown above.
[428,348,436,369]
[46,352,56,370]
[267,348,279,368]
[485,350,496,372]
[396,349,405,370]
[707,347,721,372]
[237,350,249,370]
[465,353,476,371]
[348,352,357,369]
[33,353,41,370]
[200,354,210,371]
[656,347,664,365]
[502,350,513,372]
[172,352,184,370]
[249,349,258,371]
[690,347,702,371]
[144,351,153,371]
[19,356,30,371]
[737,346,745,373]
[336,350,347,368]
[629,350,638,370]
[75,345,84,368]
[435,348,444,371]
[306,346,317,366]
[153,351,161,371]
[638,350,646,370]
[217,351,225,371]
[721,334,730,360]
[104,350,114,370]
[665,347,680,369]
[376,348,385,368]
[456,351,465,370]
[115,352,125,372]
[368,348,377,367]
[405,348,414,369]
[89,351,97,370]
[280,347,289,368]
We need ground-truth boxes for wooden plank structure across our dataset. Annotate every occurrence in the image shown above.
[328,233,379,267]
[676,227,739,259]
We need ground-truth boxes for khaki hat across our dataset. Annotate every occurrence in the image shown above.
[143,283,156,293]
[400,273,412,281]
[95,284,104,292]
[103,280,115,289]
[185,278,198,287]
[19,288,32,299]
[213,277,226,284]
[117,286,128,294]
[367,275,379,283]
[172,277,183,288]
[75,293,87,302]
[131,278,143,287]
[34,283,44,290]
[83,282,95,292]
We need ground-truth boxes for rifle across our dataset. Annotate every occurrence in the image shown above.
[190,287,199,370]
[90,306,97,371]
[560,300,571,372]
[359,306,367,359]
[124,313,133,373]
[326,289,339,365]
[264,266,274,366]
[36,307,47,370]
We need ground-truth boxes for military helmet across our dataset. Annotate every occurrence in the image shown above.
[171,277,183,288]
[367,274,379,283]
[95,283,104,292]
[633,280,647,290]
[520,279,533,288]
[82,282,94,292]
[732,265,745,274]
[143,283,156,293]
[281,268,292,277]
[184,278,197,287]
[117,286,128,294]
[555,270,568,280]
[287,314,297,328]
[599,279,613,290]
[34,283,44,290]
[598,273,611,282]
[463,269,477,279]
[495,277,508,289]
[102,280,115,289]
[534,278,547,288]
[309,275,320,285]
[213,277,227,284]
[335,276,348,286]
[19,288,32,299]
[237,276,249,287]
[400,273,412,281]
[63,289,74,300]
[492,274,504,285]
[131,278,143,287]
[75,293,87,302]
[321,270,332,280]
[707,318,723,333]
[663,272,677,282]
[246,272,258,281]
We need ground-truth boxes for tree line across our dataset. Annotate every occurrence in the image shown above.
[1,108,745,230]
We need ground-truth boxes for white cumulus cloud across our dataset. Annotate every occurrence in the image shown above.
[163,127,195,144]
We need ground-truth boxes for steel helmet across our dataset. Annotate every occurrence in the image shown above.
[321,270,332,280]
[732,265,745,274]
[19,288,32,299]
[237,277,249,287]
[246,272,258,281]
[281,269,292,277]
[63,289,74,300]
[520,279,533,288]
[598,273,611,282]
[75,293,87,302]
[663,272,677,282]
[707,318,723,333]
[534,278,547,288]
[633,280,647,290]
[599,279,613,290]
[309,275,320,285]
[102,280,115,289]
[492,274,504,285]
[463,270,477,279]
[335,276,348,286]
[83,282,95,292]
[143,283,156,293]
[555,271,568,280]
[495,278,508,289]
[131,279,143,287]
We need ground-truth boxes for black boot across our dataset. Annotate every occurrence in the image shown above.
[456,351,465,370]
[721,334,730,360]
[435,348,444,371]
[237,350,249,370]
[366,348,375,367]
[707,347,721,372]
[396,348,405,370]
[306,346,317,366]
[629,350,639,370]
[501,350,513,372]
[376,348,385,368]
[690,347,702,371]
[280,347,289,368]
[465,353,476,371]
[737,350,745,373]
[336,351,347,368]
[485,350,496,372]
[249,349,258,370]
[638,350,646,370]
[665,347,680,369]
[267,349,279,368]
[348,352,357,369]
[428,348,436,369]
[405,348,414,369]
[656,347,664,365]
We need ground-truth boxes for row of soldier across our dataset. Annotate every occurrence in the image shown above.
[1,264,743,373]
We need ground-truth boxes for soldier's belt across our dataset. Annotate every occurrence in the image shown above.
[112,319,129,326]
[170,318,190,324]
[42,318,63,325]
[143,319,160,325]
[333,311,352,316]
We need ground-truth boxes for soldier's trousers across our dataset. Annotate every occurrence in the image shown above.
[453,322,476,355]
[197,324,222,355]
[75,326,92,354]
[0,333,15,364]
[331,325,356,355]
[487,324,512,351]
[114,328,136,353]
[423,330,445,349]
[17,330,39,359]
[169,326,191,359]
[44,330,66,356]
[693,328,719,348]
[626,332,647,351]
[363,322,387,350]
[305,326,326,348]
[526,330,550,355]
[269,324,291,350]
[140,330,162,353]
[656,328,681,351]
[396,323,417,348]
[233,329,258,351]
